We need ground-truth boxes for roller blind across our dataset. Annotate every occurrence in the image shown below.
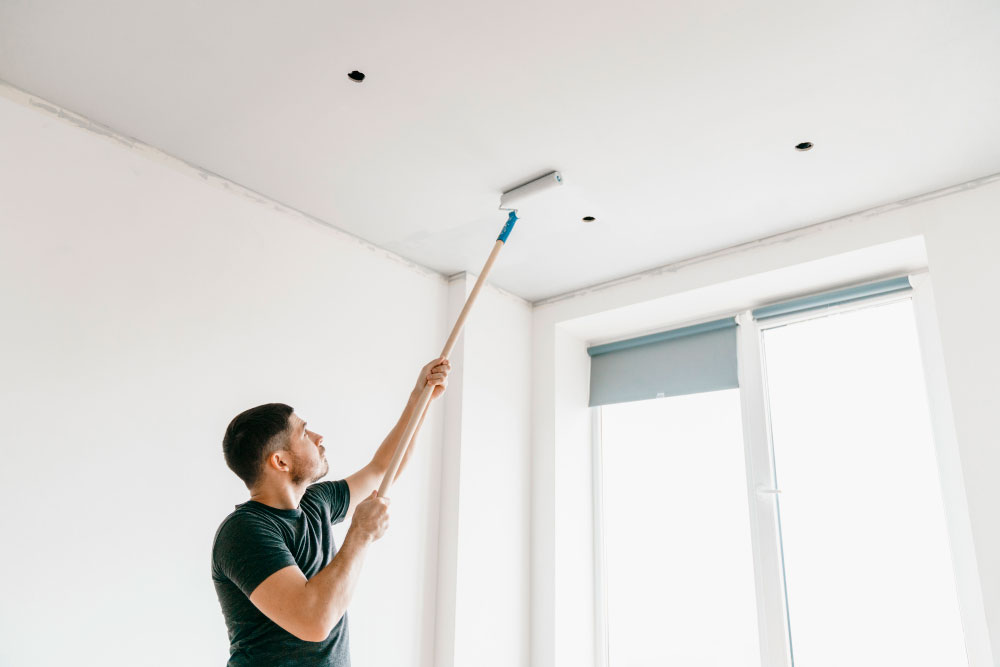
[752,276,911,321]
[588,318,738,407]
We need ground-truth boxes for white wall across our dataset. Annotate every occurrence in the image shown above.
[530,176,1000,666]
[0,89,449,666]
[435,273,533,667]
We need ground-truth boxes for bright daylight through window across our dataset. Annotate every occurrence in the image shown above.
[763,299,966,667]
[601,389,760,666]
[597,297,967,667]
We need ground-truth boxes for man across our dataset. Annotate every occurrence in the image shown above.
[212,357,451,666]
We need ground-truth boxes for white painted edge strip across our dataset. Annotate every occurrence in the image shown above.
[446,271,531,306]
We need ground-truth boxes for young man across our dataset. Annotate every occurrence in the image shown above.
[211,357,451,666]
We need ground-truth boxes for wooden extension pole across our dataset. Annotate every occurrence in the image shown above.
[377,213,518,498]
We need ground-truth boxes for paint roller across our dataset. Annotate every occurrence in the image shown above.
[377,171,565,498]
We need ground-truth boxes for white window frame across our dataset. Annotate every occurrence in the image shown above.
[591,273,991,667]
[591,407,610,667]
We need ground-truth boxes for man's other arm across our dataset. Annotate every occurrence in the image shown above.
[248,491,389,642]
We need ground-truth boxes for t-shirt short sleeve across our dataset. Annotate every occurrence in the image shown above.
[307,479,351,524]
[213,513,298,597]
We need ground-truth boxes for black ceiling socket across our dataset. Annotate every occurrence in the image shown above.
[582,216,597,222]
[795,141,814,151]
[348,71,366,82]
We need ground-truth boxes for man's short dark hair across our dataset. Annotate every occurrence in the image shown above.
[223,403,294,488]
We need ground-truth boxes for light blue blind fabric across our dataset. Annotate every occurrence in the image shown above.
[588,318,738,407]
[752,276,911,321]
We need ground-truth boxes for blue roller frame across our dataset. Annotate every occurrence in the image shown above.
[497,210,519,243]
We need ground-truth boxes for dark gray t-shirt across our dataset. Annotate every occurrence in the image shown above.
[212,480,352,666]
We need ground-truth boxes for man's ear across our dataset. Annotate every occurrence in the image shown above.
[266,450,291,473]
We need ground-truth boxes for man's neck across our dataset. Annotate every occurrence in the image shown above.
[249,482,307,510]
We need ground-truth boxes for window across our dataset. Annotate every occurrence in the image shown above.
[593,285,969,667]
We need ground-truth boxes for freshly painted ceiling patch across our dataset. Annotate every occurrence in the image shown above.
[348,71,366,82]
[795,141,814,151]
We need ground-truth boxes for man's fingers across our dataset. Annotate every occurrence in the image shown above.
[419,358,451,393]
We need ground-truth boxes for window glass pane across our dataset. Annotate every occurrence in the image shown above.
[601,389,760,667]
[762,299,967,666]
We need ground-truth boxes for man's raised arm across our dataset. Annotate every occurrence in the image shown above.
[344,357,450,516]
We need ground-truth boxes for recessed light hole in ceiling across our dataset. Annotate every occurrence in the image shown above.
[582,216,596,222]
[795,141,814,151]
[348,71,366,82]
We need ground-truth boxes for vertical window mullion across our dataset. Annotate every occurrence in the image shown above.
[591,407,610,667]
[736,311,794,667]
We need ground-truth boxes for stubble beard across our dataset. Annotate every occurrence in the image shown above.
[290,452,329,485]
[314,456,330,483]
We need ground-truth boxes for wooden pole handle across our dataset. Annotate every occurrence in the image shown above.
[377,239,507,498]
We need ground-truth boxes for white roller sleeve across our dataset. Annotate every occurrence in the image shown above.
[499,171,563,209]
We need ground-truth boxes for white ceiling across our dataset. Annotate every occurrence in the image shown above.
[2,1,999,301]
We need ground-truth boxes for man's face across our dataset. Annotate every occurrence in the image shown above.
[285,414,328,485]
